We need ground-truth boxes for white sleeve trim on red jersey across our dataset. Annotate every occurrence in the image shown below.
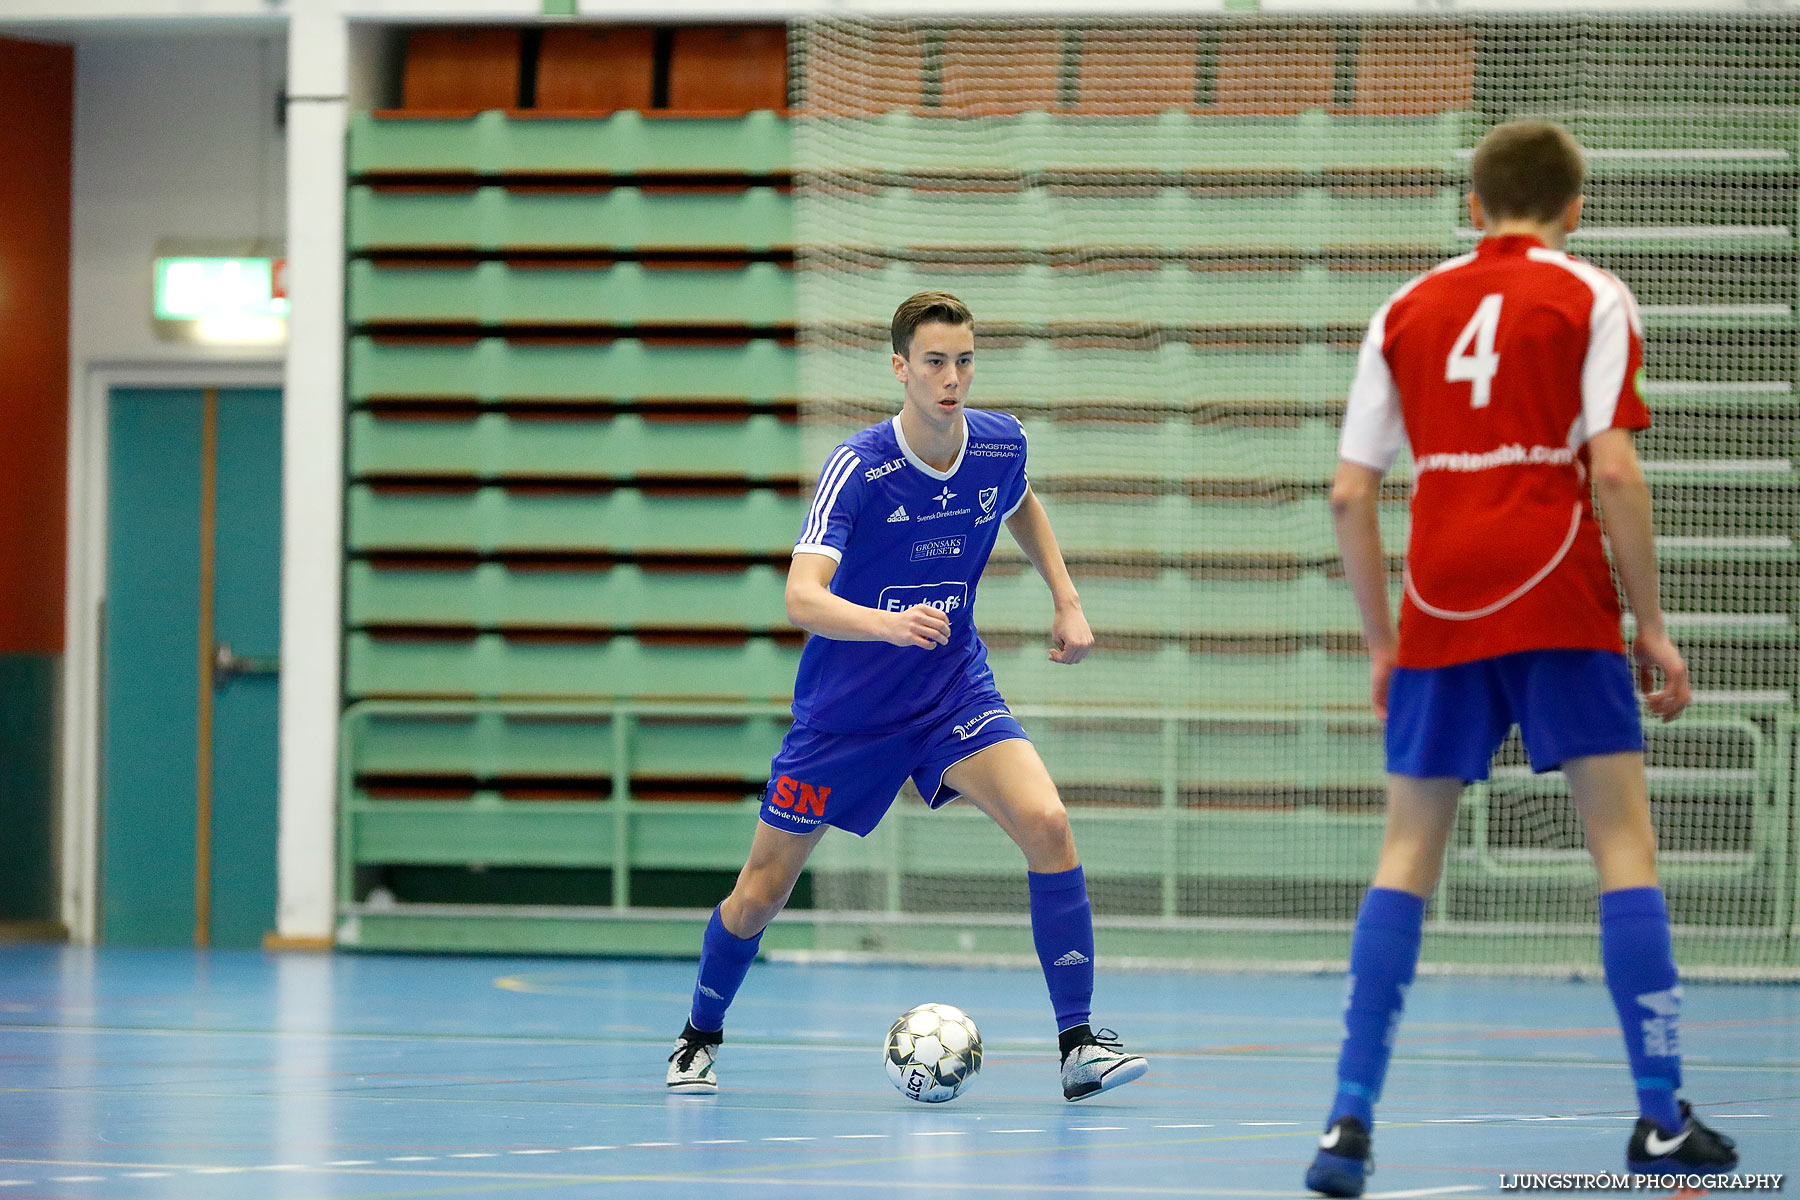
[1339,300,1407,472]
[1526,246,1639,447]
[1337,256,1474,472]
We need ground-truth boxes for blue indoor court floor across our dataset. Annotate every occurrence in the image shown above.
[0,945,1793,1199]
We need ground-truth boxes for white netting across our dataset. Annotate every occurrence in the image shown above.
[790,15,1798,975]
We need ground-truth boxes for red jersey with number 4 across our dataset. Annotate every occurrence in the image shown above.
[1338,234,1650,669]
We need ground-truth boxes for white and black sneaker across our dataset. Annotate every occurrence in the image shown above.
[666,1021,722,1095]
[1058,1025,1148,1101]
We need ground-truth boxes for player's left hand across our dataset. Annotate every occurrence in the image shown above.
[1632,629,1691,723]
[1048,605,1094,665]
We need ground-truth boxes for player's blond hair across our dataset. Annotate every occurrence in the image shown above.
[1471,119,1586,223]
[891,291,973,358]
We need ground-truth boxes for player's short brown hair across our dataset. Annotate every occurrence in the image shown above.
[1470,120,1586,223]
[891,291,973,357]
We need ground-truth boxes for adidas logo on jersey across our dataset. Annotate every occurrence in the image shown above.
[1052,950,1090,967]
[887,505,909,523]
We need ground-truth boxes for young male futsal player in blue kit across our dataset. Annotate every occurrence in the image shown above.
[1306,120,1739,1196]
[666,291,1149,1101]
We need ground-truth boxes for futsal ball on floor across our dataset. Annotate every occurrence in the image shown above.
[884,1002,982,1103]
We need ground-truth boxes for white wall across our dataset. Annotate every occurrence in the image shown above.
[71,34,286,371]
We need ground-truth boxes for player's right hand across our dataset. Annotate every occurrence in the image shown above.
[1632,630,1691,722]
[885,604,952,650]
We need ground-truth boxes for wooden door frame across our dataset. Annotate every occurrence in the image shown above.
[63,364,282,945]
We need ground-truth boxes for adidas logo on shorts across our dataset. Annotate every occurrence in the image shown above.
[1052,950,1090,967]
[697,984,724,1000]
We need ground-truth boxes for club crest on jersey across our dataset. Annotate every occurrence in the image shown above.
[864,457,905,482]
[887,505,909,523]
[979,487,998,513]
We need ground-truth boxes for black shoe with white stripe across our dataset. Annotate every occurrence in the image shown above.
[1305,1116,1372,1197]
[1626,1101,1738,1175]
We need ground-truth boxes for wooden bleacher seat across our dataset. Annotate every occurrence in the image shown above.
[939,28,1061,115]
[1352,29,1475,115]
[402,28,522,113]
[535,26,656,114]
[800,26,925,115]
[1075,29,1200,115]
[1210,28,1333,114]
[667,26,788,114]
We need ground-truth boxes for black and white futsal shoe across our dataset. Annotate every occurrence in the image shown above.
[1058,1025,1148,1101]
[1305,1115,1372,1197]
[1626,1101,1738,1175]
[666,1021,722,1095]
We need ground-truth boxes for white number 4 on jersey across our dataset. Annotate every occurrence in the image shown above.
[1446,293,1504,408]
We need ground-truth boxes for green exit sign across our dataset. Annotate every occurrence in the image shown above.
[153,256,289,320]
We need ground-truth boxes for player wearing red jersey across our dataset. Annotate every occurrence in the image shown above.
[1304,121,1739,1197]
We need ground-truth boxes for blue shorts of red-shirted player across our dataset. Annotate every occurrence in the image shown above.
[759,687,1030,837]
[1385,648,1645,782]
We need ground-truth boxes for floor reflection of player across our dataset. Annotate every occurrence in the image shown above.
[664,291,1148,1103]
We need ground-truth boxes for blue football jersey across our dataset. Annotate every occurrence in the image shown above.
[789,410,1030,734]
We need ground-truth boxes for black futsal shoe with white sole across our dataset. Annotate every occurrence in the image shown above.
[666,1021,722,1095]
[1305,1116,1372,1198]
[1058,1025,1148,1101]
[1626,1101,1738,1175]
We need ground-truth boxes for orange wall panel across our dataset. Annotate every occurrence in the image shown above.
[0,36,74,654]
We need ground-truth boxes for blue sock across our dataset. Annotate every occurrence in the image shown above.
[1328,887,1427,1129]
[1600,886,1684,1132]
[1029,866,1095,1033]
[688,906,762,1033]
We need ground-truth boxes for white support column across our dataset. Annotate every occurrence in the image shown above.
[276,0,350,945]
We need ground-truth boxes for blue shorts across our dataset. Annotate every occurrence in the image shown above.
[759,687,1030,837]
[1386,649,1644,782]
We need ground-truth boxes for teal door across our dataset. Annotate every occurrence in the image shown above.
[103,387,282,947]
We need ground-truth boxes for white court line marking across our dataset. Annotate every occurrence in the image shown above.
[450,1153,497,1158]
[627,1143,674,1149]
[389,1155,436,1161]
[1240,1121,1297,1126]
[990,1129,1044,1134]
[912,1130,966,1137]
[1069,1125,1126,1131]
[512,1148,561,1155]
[764,1137,815,1142]
[1716,1113,1771,1118]
[192,1168,248,1175]
[569,1146,615,1151]
[697,1139,746,1144]
[50,1178,105,1183]
[326,1160,375,1166]
[1365,1188,1484,1199]
[833,1134,886,1140]
[122,1173,172,1178]
[1155,1123,1214,1129]
[1423,1118,1483,1123]
[1521,1116,1578,1121]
